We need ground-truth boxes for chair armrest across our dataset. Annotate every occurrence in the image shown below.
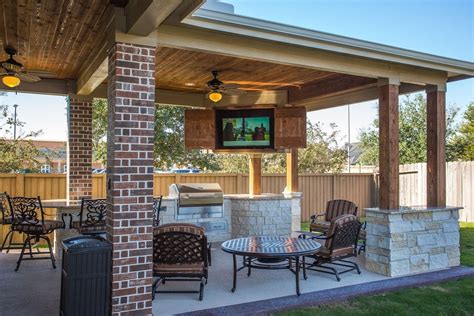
[310,213,326,223]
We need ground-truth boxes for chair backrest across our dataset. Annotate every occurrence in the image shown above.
[80,199,107,227]
[325,199,358,221]
[0,192,11,221]
[325,214,361,257]
[7,196,44,225]
[152,196,163,227]
[153,223,207,265]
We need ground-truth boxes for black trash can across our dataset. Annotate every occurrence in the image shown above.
[60,235,112,316]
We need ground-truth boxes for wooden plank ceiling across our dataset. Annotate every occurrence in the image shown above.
[0,0,113,79]
[155,46,339,92]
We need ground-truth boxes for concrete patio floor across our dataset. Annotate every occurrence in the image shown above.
[1,246,474,316]
[0,245,384,316]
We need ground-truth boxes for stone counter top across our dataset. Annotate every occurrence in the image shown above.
[224,193,301,200]
[365,205,462,214]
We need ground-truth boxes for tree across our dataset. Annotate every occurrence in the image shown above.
[358,94,460,165]
[92,99,108,165]
[450,102,474,161]
[0,103,45,173]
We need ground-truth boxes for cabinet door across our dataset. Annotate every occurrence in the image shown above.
[185,109,215,149]
[274,107,307,149]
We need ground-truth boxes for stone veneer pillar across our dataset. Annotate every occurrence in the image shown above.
[67,96,93,201]
[365,207,461,277]
[106,42,156,315]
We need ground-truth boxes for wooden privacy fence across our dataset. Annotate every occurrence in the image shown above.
[0,173,377,222]
[399,161,474,222]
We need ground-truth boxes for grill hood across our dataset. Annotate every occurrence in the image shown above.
[169,183,224,207]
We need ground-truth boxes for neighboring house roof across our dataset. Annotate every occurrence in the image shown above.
[345,142,363,165]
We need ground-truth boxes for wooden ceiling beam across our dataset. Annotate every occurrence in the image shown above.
[288,75,377,104]
[125,0,183,36]
[305,82,425,111]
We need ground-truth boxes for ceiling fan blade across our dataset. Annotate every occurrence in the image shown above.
[220,83,241,90]
[17,72,41,82]
[222,89,246,95]
[226,80,302,87]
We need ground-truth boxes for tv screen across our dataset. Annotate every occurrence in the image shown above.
[216,109,274,149]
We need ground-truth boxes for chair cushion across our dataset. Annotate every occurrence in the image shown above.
[325,200,357,221]
[12,220,63,234]
[310,220,330,233]
[71,221,106,234]
[0,216,13,225]
[153,262,205,275]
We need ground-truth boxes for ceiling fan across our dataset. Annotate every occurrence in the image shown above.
[0,46,41,88]
[206,70,245,103]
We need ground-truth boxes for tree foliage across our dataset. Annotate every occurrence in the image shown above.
[358,94,462,165]
[450,102,474,161]
[92,98,108,165]
[0,103,44,173]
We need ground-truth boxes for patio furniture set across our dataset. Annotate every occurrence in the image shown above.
[1,192,365,300]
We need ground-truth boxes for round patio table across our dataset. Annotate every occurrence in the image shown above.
[221,236,321,296]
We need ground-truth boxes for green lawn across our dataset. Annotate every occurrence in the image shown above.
[279,222,474,316]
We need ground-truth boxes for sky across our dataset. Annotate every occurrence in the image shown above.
[0,0,473,142]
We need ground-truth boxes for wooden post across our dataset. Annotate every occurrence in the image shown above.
[426,84,446,206]
[378,79,400,209]
[286,149,298,193]
[249,154,262,196]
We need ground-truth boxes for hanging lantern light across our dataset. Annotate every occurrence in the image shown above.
[2,75,20,88]
[208,90,223,103]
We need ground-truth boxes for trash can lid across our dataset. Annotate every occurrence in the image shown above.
[62,235,112,253]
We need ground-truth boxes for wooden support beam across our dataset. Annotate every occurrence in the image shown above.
[286,149,299,193]
[125,0,182,36]
[249,154,262,196]
[378,79,400,209]
[426,85,446,206]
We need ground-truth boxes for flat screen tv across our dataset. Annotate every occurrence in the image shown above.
[216,109,274,149]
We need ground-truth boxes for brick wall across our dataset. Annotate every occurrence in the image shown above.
[106,42,156,315]
[67,96,92,201]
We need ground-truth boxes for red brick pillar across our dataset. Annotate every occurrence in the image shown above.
[67,96,93,201]
[106,42,156,315]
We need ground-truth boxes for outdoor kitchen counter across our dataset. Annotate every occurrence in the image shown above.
[225,193,302,238]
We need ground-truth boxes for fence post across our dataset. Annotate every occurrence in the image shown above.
[16,174,25,196]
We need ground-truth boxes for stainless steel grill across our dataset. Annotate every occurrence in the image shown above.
[169,183,224,219]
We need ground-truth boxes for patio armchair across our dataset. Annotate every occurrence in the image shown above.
[304,214,362,281]
[7,195,64,271]
[152,223,209,301]
[69,198,107,235]
[0,192,23,252]
[310,199,358,234]
[153,196,163,227]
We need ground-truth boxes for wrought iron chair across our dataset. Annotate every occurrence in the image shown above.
[152,223,209,301]
[0,192,24,252]
[310,199,358,234]
[153,196,163,227]
[7,195,64,271]
[303,214,362,281]
[69,198,107,235]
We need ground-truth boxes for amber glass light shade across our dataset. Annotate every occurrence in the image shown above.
[208,91,223,103]
[2,75,20,88]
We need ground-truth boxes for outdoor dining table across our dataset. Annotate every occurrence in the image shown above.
[42,199,82,259]
[221,236,321,296]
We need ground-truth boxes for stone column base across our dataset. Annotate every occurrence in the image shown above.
[364,206,462,277]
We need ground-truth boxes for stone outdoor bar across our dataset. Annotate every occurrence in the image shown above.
[365,206,462,276]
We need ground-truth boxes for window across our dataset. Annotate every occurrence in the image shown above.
[41,164,51,174]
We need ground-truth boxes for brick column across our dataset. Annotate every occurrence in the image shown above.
[106,42,156,315]
[67,96,93,201]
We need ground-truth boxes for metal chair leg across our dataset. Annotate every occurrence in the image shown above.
[1,229,13,252]
[44,236,56,269]
[5,229,15,253]
[15,236,31,271]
